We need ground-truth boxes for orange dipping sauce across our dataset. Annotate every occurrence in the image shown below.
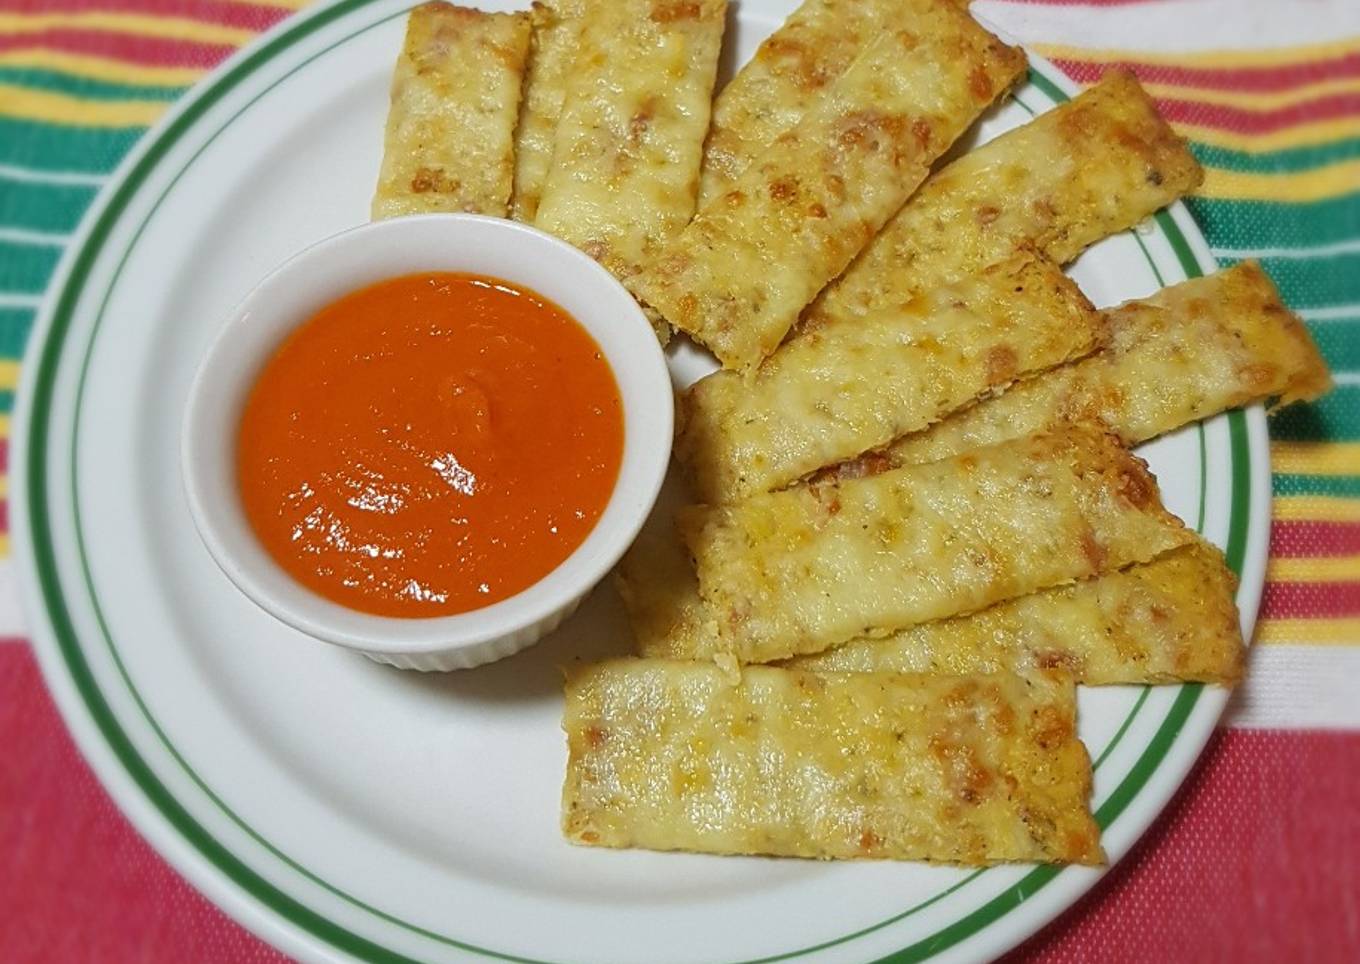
[236,272,624,618]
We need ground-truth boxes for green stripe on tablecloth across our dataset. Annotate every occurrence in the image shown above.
[1271,384,1360,443]
[1192,138,1360,175]
[1309,323,1360,371]
[0,176,97,234]
[1219,253,1360,310]
[1274,473,1360,498]
[0,67,185,103]
[0,118,142,173]
[0,307,35,359]
[0,240,62,294]
[1188,194,1360,248]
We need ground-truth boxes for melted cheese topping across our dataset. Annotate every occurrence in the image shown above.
[627,5,1026,370]
[622,509,1242,690]
[803,70,1204,330]
[533,0,726,288]
[698,0,916,204]
[791,540,1243,685]
[509,0,587,223]
[682,426,1191,663]
[372,3,531,219]
[887,262,1333,466]
[563,660,1103,865]
[678,255,1100,503]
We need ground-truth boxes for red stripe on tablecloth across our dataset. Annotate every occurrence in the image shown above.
[1051,53,1360,93]
[4,636,1356,961]
[0,645,290,963]
[1271,519,1360,558]
[1008,728,1360,963]
[1153,92,1360,133]
[0,28,237,68]
[0,501,9,535]
[1262,579,1360,617]
[0,438,8,476]
[0,0,292,32]
[1261,580,1360,619]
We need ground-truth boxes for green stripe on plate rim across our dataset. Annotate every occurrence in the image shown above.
[21,6,1243,962]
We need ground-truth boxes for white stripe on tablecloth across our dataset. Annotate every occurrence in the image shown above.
[1300,304,1360,322]
[0,227,69,248]
[975,0,1360,53]
[1226,645,1360,730]
[1213,238,1360,261]
[0,163,106,188]
[0,563,25,637]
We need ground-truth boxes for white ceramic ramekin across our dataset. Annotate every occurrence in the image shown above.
[181,214,672,670]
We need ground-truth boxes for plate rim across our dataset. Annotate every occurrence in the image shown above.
[10,2,1263,962]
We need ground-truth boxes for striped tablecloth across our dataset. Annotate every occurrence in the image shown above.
[2,0,1357,960]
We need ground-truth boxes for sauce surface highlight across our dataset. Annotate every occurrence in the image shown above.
[237,272,624,617]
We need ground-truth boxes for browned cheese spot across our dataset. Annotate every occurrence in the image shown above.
[628,98,657,145]
[410,167,458,194]
[985,344,1019,386]
[911,117,933,153]
[1031,704,1073,750]
[649,0,701,23]
[1238,362,1281,391]
[836,111,909,152]
[975,205,1001,226]
[1114,457,1158,510]
[760,37,832,92]
[585,724,608,748]
[1037,649,1085,673]
[768,175,799,202]
[968,64,995,101]
[930,734,994,805]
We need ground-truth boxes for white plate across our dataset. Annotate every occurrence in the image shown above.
[13,1,1269,962]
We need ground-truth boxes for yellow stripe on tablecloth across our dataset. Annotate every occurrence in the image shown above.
[1175,116,1360,154]
[1268,555,1360,583]
[1257,617,1360,645]
[0,12,253,47]
[0,84,166,126]
[1272,442,1360,477]
[232,0,311,9]
[1200,159,1360,201]
[1275,497,1360,523]
[1033,39,1360,70]
[0,49,205,87]
[1142,77,1360,111]
[0,361,19,391]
